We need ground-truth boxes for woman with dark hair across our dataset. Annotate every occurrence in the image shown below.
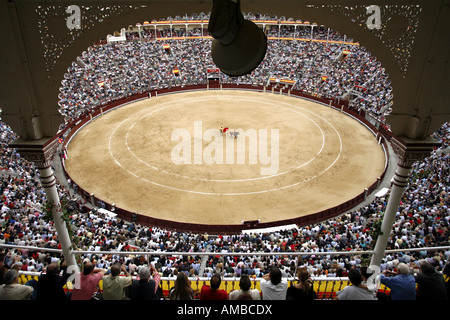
[286,267,316,300]
[170,272,195,300]
[260,266,287,300]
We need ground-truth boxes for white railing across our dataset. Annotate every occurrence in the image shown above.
[5,243,448,299]
[2,243,449,257]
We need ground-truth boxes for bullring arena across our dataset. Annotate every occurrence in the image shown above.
[64,88,387,231]
[2,5,450,306]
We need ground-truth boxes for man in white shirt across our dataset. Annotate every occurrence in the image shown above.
[260,266,288,300]
[229,275,261,300]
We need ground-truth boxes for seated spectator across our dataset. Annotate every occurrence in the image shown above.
[71,261,106,300]
[260,266,288,300]
[200,273,228,300]
[129,265,161,300]
[228,274,260,300]
[35,262,71,300]
[102,263,132,300]
[286,267,316,300]
[335,268,375,300]
[0,269,33,300]
[169,272,195,300]
[235,292,253,300]
[414,261,448,300]
[379,262,416,300]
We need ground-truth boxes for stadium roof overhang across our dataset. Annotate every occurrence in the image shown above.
[1,0,449,142]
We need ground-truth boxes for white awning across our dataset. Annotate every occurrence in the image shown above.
[375,187,389,198]
[97,208,117,218]
[242,224,298,234]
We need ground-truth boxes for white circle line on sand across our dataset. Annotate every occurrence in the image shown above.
[108,92,343,195]
[123,94,326,182]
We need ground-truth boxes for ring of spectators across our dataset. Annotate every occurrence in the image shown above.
[58,13,392,125]
[1,13,449,299]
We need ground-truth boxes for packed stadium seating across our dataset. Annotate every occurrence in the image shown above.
[1,13,449,301]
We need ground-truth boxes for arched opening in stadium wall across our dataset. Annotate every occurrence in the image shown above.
[57,13,396,233]
[1,2,449,303]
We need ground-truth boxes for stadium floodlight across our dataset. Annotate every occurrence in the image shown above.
[207,0,267,77]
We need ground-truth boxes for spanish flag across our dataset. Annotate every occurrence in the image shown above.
[163,44,171,54]
[173,67,180,76]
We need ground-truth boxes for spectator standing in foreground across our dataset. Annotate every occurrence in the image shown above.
[286,267,316,300]
[169,272,196,300]
[260,266,288,300]
[71,262,106,300]
[228,274,261,300]
[0,269,33,300]
[200,273,228,300]
[443,262,450,298]
[0,252,7,286]
[379,263,416,300]
[35,262,71,300]
[129,265,161,300]
[414,261,448,300]
[335,268,375,300]
[102,263,132,300]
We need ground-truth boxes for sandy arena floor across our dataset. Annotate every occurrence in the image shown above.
[64,90,386,227]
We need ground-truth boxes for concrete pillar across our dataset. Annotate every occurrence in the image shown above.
[370,164,410,267]
[9,137,78,270]
[370,136,440,267]
[38,165,78,269]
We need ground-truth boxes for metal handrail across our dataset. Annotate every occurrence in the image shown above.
[2,243,449,257]
[9,244,448,299]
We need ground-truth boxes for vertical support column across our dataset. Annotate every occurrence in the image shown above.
[370,136,440,267]
[38,165,78,268]
[370,164,410,267]
[10,137,78,270]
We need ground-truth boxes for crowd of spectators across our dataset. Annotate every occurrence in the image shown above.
[1,13,449,300]
[57,14,392,125]
[1,110,449,299]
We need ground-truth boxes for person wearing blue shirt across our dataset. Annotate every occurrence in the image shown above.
[380,263,416,300]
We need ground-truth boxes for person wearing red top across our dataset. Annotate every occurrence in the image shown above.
[199,273,228,300]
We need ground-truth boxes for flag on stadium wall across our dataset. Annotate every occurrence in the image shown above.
[342,50,350,57]
[269,78,295,85]
[207,68,220,80]
[207,68,220,73]
[163,44,171,54]
[173,67,180,76]
[281,79,296,85]
[321,75,328,82]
